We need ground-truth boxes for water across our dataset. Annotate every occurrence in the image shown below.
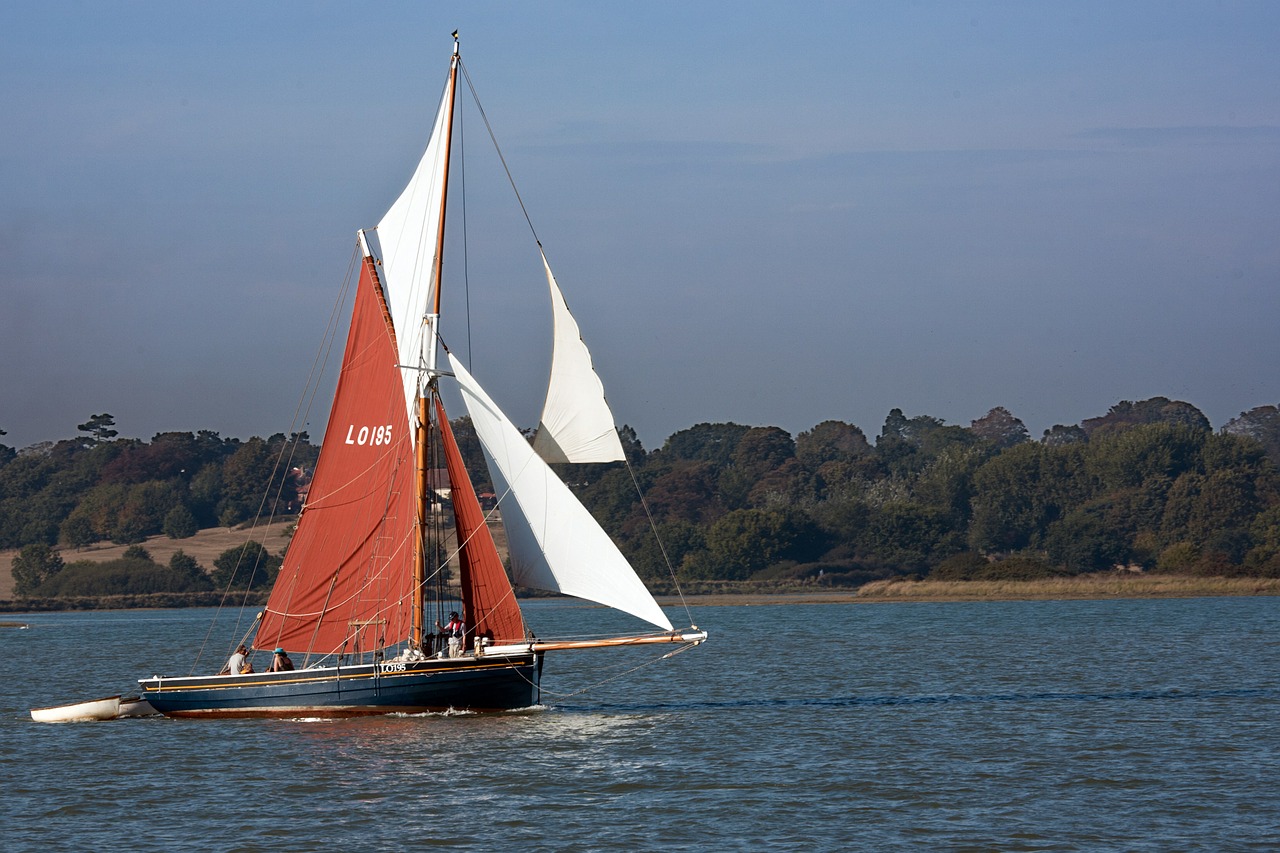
[3,598,1278,851]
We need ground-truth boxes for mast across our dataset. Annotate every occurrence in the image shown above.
[424,33,461,376]
[412,34,460,649]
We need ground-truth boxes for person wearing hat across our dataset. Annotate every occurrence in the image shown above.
[435,611,465,658]
[267,647,295,672]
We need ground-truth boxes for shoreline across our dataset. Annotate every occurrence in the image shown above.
[3,574,1277,614]
[659,574,1280,606]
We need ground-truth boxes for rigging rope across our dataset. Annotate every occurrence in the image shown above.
[455,59,697,632]
[193,242,361,675]
[622,454,696,628]
[458,58,541,248]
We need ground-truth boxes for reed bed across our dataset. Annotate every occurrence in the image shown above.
[856,574,1280,601]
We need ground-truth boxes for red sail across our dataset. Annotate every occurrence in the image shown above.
[257,257,417,657]
[436,396,527,645]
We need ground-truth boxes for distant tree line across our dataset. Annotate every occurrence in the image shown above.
[3,399,1280,598]
[0,414,315,550]
[561,398,1280,587]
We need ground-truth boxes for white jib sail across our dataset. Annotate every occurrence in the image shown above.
[365,74,454,425]
[449,353,673,631]
[531,250,627,464]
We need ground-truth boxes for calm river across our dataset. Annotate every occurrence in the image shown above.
[3,597,1277,851]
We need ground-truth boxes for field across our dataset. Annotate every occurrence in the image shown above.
[0,521,296,599]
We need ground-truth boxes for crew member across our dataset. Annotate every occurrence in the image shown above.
[435,611,465,658]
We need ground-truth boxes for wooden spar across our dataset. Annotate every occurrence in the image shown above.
[527,631,707,653]
[413,38,459,650]
[430,39,460,317]
[411,394,429,650]
[364,255,399,348]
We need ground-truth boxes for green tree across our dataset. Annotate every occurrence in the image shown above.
[216,438,279,525]
[813,497,871,545]
[188,463,224,528]
[1081,397,1210,438]
[617,424,646,467]
[731,427,795,475]
[876,409,978,478]
[163,504,199,539]
[577,465,644,532]
[969,442,1088,553]
[1161,469,1263,548]
[719,427,796,509]
[59,513,98,549]
[661,422,750,466]
[211,541,281,590]
[931,551,1060,581]
[860,502,964,572]
[63,483,128,543]
[0,439,124,548]
[1042,424,1087,446]
[99,431,208,484]
[77,413,119,445]
[123,544,153,562]
[12,543,65,595]
[169,550,214,590]
[627,520,705,582]
[1222,405,1280,464]
[796,420,872,468]
[36,555,213,596]
[745,459,807,510]
[1044,506,1131,573]
[913,444,989,522]
[1085,423,1206,492]
[641,462,724,525]
[682,509,798,580]
[969,407,1030,449]
[111,481,182,543]
[1201,431,1272,474]
[1203,528,1253,564]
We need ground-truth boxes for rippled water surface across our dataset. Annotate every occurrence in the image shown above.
[3,597,1278,851]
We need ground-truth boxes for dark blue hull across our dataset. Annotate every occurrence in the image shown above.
[139,653,541,718]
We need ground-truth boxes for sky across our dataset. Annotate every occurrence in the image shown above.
[2,2,1279,453]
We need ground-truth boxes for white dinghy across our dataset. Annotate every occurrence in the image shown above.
[31,695,122,723]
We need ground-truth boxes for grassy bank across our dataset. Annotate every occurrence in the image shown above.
[4,566,1278,613]
[646,573,1280,607]
[854,574,1280,602]
[0,591,271,613]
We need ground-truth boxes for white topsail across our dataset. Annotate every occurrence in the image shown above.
[366,73,455,425]
[449,353,673,631]
[531,250,627,464]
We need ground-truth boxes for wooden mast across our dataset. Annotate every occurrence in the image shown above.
[432,34,460,319]
[411,35,460,650]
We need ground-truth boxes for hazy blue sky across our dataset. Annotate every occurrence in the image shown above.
[2,2,1278,451]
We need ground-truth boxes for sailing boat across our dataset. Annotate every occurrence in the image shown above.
[139,37,705,718]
